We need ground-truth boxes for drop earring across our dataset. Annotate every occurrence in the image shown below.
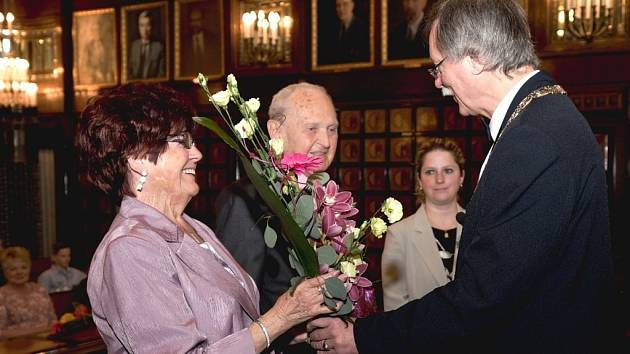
[136,170,148,192]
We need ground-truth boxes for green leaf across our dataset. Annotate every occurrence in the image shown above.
[324,296,338,309]
[344,234,353,250]
[252,160,263,175]
[288,249,305,277]
[295,195,315,220]
[324,277,347,300]
[331,298,353,317]
[308,172,330,185]
[264,224,278,248]
[309,219,322,240]
[317,245,338,266]
[290,276,301,288]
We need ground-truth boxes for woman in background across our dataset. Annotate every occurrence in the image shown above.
[76,83,336,354]
[0,246,57,338]
[381,137,465,311]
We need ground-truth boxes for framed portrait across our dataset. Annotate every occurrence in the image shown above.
[174,0,224,80]
[312,0,375,71]
[73,9,117,88]
[339,110,362,134]
[382,0,435,67]
[364,109,386,133]
[121,2,169,83]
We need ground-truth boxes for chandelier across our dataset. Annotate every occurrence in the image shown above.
[556,0,628,43]
[0,11,37,111]
[239,2,293,66]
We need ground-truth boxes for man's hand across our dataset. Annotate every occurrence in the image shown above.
[306,317,359,354]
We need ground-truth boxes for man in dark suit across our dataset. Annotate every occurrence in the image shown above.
[306,0,615,353]
[388,0,429,60]
[128,10,165,80]
[214,82,339,353]
[319,0,370,65]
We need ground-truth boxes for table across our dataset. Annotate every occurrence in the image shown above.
[0,326,105,354]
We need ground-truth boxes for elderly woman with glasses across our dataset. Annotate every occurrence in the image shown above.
[76,83,337,354]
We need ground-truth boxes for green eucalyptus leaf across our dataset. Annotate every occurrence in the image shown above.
[324,277,347,300]
[317,245,338,266]
[331,298,353,317]
[296,195,315,219]
[293,214,309,228]
[290,276,302,288]
[308,172,330,185]
[264,224,278,248]
[324,296,337,309]
[309,220,322,240]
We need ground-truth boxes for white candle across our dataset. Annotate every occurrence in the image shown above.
[268,11,280,41]
[260,19,269,44]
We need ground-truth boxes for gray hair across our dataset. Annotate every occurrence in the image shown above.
[268,82,333,122]
[426,0,539,76]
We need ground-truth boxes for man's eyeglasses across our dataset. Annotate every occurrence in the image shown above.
[427,57,447,79]
[166,132,196,149]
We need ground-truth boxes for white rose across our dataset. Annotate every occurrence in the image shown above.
[340,261,357,278]
[370,217,387,238]
[234,119,254,139]
[350,226,361,239]
[246,98,261,113]
[269,138,284,156]
[211,90,231,107]
[227,74,239,96]
[381,197,403,224]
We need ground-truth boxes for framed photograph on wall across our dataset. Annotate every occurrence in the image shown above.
[121,1,169,83]
[382,0,435,66]
[312,0,375,71]
[73,8,118,88]
[174,0,224,80]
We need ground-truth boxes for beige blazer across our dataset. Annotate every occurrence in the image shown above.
[381,203,464,311]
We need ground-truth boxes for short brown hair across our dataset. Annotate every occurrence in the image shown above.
[415,137,465,203]
[76,83,194,200]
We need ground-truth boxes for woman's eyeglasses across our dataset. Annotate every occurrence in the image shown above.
[427,57,447,79]
[166,132,195,149]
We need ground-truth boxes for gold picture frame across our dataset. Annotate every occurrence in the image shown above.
[73,8,118,88]
[312,0,375,71]
[174,0,224,81]
[121,1,169,83]
[382,0,434,67]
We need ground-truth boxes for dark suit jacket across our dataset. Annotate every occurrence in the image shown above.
[388,20,429,60]
[354,72,615,353]
[128,39,165,79]
[319,16,370,65]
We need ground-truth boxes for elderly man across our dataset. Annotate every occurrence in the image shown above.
[306,0,614,353]
[388,0,430,60]
[215,82,338,353]
[319,0,369,65]
[128,10,165,79]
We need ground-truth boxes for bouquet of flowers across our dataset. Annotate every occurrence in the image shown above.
[195,74,403,317]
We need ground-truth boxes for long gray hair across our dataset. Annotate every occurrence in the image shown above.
[425,0,539,76]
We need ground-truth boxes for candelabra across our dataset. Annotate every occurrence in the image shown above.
[0,11,38,111]
[240,5,293,66]
[556,0,627,43]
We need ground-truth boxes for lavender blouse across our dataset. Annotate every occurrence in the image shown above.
[87,196,261,353]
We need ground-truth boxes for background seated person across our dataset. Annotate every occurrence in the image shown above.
[38,242,87,293]
[0,246,57,339]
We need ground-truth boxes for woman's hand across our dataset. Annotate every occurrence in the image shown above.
[273,271,340,327]
[253,271,341,349]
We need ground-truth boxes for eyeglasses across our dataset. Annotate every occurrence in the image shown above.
[166,132,196,149]
[427,57,447,79]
